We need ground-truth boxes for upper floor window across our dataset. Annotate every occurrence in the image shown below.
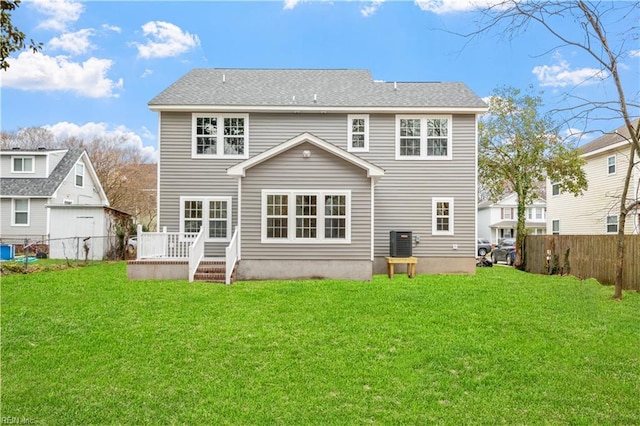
[502,207,513,220]
[12,199,29,226]
[606,215,618,233]
[75,163,84,187]
[347,114,369,152]
[551,183,560,196]
[192,113,249,159]
[432,197,454,235]
[396,115,452,160]
[535,208,545,220]
[607,155,616,175]
[12,156,34,173]
[180,196,232,241]
[262,190,350,243]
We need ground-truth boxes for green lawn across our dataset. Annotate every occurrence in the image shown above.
[2,263,639,424]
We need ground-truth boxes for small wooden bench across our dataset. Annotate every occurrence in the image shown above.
[385,256,418,279]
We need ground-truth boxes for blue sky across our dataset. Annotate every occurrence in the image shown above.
[1,0,638,160]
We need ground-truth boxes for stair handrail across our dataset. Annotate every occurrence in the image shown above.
[225,226,239,285]
[188,228,205,283]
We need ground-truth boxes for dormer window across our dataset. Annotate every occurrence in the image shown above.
[12,156,34,173]
[192,113,249,159]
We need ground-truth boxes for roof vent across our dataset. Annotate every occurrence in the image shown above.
[394,81,397,91]
[313,94,317,103]
[37,146,46,151]
[11,147,20,150]
[222,74,226,83]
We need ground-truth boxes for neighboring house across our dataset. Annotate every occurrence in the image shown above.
[0,148,129,259]
[130,68,487,282]
[546,122,640,235]
[477,193,547,243]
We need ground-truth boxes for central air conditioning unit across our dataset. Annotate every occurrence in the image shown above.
[390,230,412,257]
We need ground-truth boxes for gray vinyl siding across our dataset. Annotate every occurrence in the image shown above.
[158,111,477,258]
[241,142,371,260]
[0,197,49,238]
[158,112,239,255]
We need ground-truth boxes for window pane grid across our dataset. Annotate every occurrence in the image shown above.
[436,201,450,232]
[184,200,203,233]
[325,195,346,239]
[351,118,366,149]
[296,195,317,238]
[266,195,288,239]
[224,117,245,155]
[196,117,217,154]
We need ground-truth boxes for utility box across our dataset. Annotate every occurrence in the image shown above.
[390,231,412,257]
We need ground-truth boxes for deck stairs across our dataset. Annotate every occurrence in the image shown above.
[193,259,238,284]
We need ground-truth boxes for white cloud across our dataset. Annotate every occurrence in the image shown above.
[134,21,200,59]
[414,0,502,14]
[1,51,123,98]
[44,121,157,162]
[361,0,386,17]
[532,59,608,88]
[32,0,84,31]
[102,24,122,33]
[48,29,95,55]
[141,69,153,78]
[283,0,302,10]
[629,50,640,58]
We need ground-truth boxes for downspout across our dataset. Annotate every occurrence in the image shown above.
[371,178,375,262]
[237,176,242,260]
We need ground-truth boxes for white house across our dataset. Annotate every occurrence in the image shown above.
[546,122,640,235]
[477,193,547,243]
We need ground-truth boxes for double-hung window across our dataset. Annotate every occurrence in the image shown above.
[192,113,249,159]
[551,183,560,196]
[262,190,350,243]
[606,215,618,233]
[12,199,29,226]
[180,196,232,241]
[12,156,34,173]
[347,114,369,152]
[396,115,452,160]
[432,197,454,235]
[552,220,560,235]
[75,163,84,187]
[607,155,616,175]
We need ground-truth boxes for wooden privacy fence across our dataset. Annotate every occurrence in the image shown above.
[524,235,639,291]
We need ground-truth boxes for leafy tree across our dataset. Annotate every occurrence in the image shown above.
[1,0,42,70]
[479,86,587,268]
[469,0,639,299]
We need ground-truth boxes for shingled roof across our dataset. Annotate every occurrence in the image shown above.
[0,148,84,197]
[149,68,487,110]
[580,121,638,155]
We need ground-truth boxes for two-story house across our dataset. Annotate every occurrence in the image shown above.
[130,69,487,282]
[0,148,126,260]
[547,122,640,235]
[477,193,547,243]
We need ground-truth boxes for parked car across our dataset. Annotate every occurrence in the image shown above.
[492,238,516,265]
[127,236,137,250]
[477,238,494,257]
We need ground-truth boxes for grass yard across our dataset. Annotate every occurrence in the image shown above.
[2,263,639,424]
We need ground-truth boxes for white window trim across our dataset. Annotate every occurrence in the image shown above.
[261,190,351,244]
[395,115,453,160]
[75,162,85,188]
[606,215,618,234]
[12,198,30,226]
[11,156,35,173]
[432,197,454,236]
[607,155,616,175]
[347,114,369,153]
[179,196,232,242]
[191,113,249,159]
[551,182,560,197]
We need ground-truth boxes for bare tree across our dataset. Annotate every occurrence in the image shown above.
[468,1,639,298]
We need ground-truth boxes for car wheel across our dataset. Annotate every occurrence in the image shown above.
[478,248,487,257]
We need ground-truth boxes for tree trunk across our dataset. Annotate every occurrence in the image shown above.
[515,187,528,270]
[614,144,637,299]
